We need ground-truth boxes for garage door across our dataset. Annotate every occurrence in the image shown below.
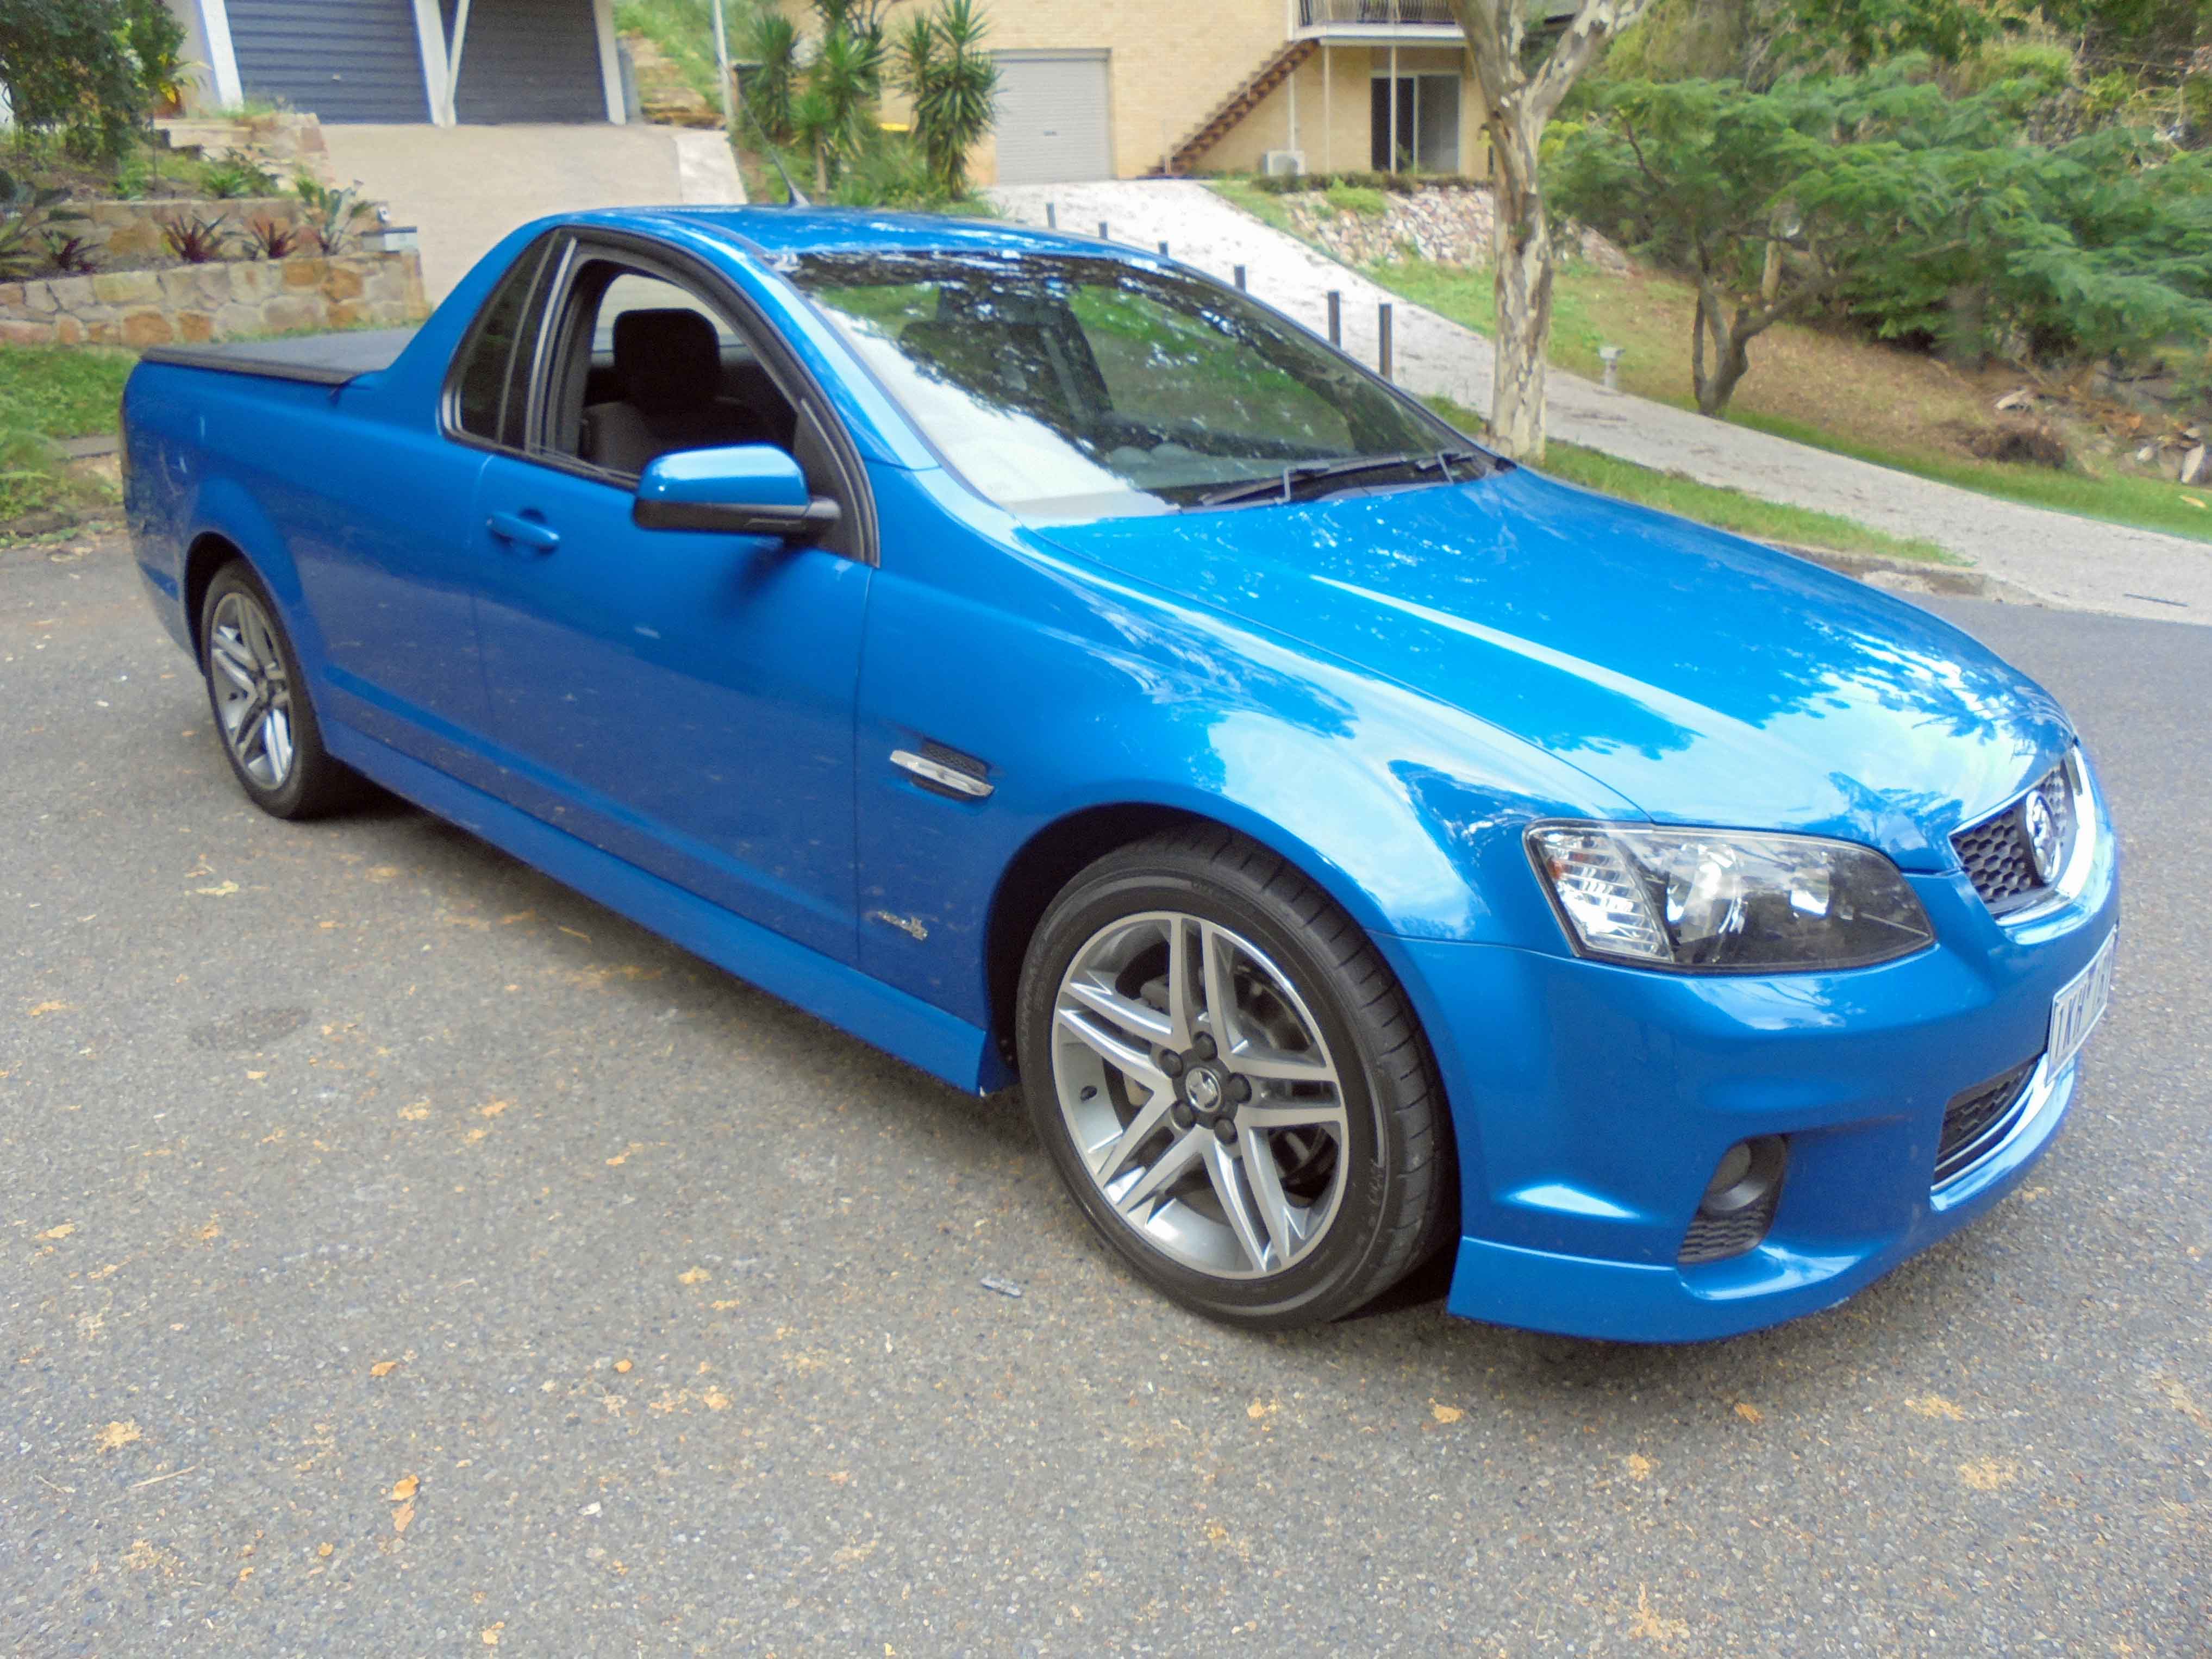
[993,53,1112,184]
[445,0,608,123]
[229,0,430,123]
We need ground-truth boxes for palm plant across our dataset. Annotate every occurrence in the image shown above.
[793,24,883,195]
[746,12,800,144]
[905,0,996,197]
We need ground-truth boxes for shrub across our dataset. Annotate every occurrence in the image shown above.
[1323,182,1390,217]
[893,0,996,197]
[198,149,280,199]
[292,175,371,253]
[42,230,98,273]
[0,0,143,163]
[0,169,73,279]
[160,210,230,262]
[242,215,301,259]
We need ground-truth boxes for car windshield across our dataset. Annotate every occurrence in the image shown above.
[784,250,1483,520]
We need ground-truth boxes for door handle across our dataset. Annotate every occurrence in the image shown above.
[486,511,560,553]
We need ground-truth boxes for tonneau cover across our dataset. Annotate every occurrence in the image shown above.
[139,327,418,386]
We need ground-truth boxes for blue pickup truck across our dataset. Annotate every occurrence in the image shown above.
[121,206,2118,1341]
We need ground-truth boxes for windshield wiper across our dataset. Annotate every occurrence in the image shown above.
[1195,448,1487,509]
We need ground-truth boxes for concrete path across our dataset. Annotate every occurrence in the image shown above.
[993,179,2212,626]
[323,123,744,301]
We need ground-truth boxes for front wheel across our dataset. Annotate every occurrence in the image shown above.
[1016,827,1453,1329]
[198,561,361,819]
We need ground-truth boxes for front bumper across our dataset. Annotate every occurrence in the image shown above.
[1379,803,2120,1343]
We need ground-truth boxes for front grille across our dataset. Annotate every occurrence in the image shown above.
[1934,1058,2040,1185]
[1678,1183,1780,1265]
[1952,761,2077,914]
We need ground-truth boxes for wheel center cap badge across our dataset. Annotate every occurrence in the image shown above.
[1185,1068,1223,1112]
[2023,788,2061,882]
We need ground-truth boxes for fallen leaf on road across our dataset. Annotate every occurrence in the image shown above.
[392,1501,414,1534]
[1733,1403,1764,1424]
[399,1102,429,1120]
[614,1359,632,1374]
[678,1267,710,1285]
[1430,1402,1464,1425]
[96,1420,142,1452]
[317,1543,333,1558]
[702,1388,730,1411]
[463,1127,489,1144]
[370,1361,399,1378]
[245,1070,266,1081]
[389,1475,418,1501]
[36,1222,74,1241]
[482,1624,503,1645]
[1957,1458,2018,1491]
[365,866,402,881]
[194,881,239,897]
[1626,1454,1655,1481]
[478,1100,510,1119]
[1627,1583,1689,1643]
[1904,1394,1966,1421]
[26,1001,72,1018]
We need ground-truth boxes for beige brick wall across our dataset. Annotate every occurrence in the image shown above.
[777,1,1484,181]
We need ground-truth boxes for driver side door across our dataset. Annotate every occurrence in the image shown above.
[466,235,874,963]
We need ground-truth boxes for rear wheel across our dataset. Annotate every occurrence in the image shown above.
[198,562,361,819]
[1017,826,1452,1329]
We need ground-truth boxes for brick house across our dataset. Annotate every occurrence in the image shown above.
[784,1,1582,185]
[165,0,627,125]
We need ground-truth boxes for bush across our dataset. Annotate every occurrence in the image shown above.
[1323,182,1390,217]
[1248,169,1485,195]
[0,0,146,162]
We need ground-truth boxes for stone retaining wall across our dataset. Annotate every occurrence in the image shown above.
[154,112,332,183]
[0,252,428,348]
[61,197,312,264]
[1285,184,1632,274]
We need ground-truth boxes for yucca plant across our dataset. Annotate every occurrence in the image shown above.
[243,215,302,259]
[745,13,800,144]
[903,0,996,198]
[793,24,883,195]
[160,211,232,263]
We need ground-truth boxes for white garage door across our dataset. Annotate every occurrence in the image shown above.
[994,52,1113,184]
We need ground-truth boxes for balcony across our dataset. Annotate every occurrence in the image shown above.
[1293,0,1465,38]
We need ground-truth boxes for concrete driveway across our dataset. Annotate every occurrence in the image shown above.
[993,178,2212,627]
[323,123,743,301]
[2,533,2205,1653]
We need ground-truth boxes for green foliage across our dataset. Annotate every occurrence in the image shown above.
[0,0,145,162]
[198,149,280,199]
[893,0,997,196]
[1323,182,1391,217]
[744,12,800,142]
[0,345,135,441]
[1551,67,2212,412]
[292,175,372,254]
[790,23,883,192]
[0,168,76,279]
[159,209,230,262]
[1247,168,1487,195]
[122,0,192,109]
[828,131,939,207]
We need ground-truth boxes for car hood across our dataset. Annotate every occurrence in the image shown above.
[1028,468,2071,869]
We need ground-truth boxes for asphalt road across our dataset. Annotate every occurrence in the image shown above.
[4,532,2207,1656]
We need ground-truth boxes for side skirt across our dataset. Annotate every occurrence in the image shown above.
[323,722,1009,1095]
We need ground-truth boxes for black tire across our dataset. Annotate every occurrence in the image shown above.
[1016,824,1454,1329]
[197,560,363,820]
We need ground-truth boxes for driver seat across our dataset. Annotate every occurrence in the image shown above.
[582,308,774,474]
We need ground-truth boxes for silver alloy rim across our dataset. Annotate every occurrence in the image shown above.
[207,591,296,791]
[1051,911,1349,1280]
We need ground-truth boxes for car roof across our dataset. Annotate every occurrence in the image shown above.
[559,204,1135,263]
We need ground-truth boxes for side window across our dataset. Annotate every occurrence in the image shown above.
[545,259,798,479]
[452,242,548,448]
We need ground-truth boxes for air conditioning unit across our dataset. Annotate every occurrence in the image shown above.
[1261,149,1307,178]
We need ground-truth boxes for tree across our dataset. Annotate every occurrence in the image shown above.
[1448,1,1658,461]
[0,0,143,161]
[790,22,882,195]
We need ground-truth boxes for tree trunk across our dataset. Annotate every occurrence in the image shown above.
[1487,110,1552,462]
[814,141,829,197]
[1691,281,1755,417]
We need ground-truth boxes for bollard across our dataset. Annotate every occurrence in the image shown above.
[1598,345,1626,392]
[1159,240,1171,257]
[1099,221,1110,240]
[1046,202,1057,229]
[1233,265,1247,291]
[1378,303,1394,381]
[1326,290,1342,347]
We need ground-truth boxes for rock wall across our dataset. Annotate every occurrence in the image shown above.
[1284,183,1632,273]
[0,252,428,348]
[60,197,313,264]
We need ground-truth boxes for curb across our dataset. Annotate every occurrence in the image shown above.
[1770,543,2042,606]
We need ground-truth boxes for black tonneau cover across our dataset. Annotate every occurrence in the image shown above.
[139,327,418,386]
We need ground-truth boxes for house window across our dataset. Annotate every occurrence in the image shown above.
[1370,73,1459,172]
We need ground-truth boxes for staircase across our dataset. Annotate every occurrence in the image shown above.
[1161,40,1319,176]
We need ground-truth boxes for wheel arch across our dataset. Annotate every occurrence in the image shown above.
[182,530,246,654]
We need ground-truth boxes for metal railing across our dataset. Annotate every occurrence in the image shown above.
[1296,0,1459,27]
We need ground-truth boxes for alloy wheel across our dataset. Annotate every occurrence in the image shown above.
[207,590,296,791]
[1050,910,1349,1279]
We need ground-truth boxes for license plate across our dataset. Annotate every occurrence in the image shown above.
[2047,930,2116,1076]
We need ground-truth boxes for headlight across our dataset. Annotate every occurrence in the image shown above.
[1527,823,1934,973]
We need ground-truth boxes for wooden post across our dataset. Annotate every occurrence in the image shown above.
[1378,302,1394,380]
[1327,289,1341,347]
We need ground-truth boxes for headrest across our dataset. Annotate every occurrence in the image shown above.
[613,308,720,414]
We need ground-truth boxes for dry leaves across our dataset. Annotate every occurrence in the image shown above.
[613,1359,633,1375]
[398,1102,430,1120]
[392,1502,415,1534]
[1430,1402,1464,1425]
[1957,1458,2019,1491]
[478,1100,511,1119]
[36,1222,74,1241]
[1733,1403,1764,1424]
[482,1624,504,1646]
[390,1475,418,1501]
[95,1420,142,1452]
[1626,1454,1656,1481]
[26,1001,72,1018]
[370,1360,399,1379]
[194,881,239,897]
[1627,1584,1689,1644]
[678,1267,710,1286]
[1904,1394,1966,1421]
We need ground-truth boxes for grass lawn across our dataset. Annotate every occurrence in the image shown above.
[0,347,135,524]
[1424,395,1952,564]
[1371,256,2212,547]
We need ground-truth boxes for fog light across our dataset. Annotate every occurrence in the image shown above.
[1680,1136,1788,1265]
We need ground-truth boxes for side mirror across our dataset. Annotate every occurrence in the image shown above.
[632,443,841,542]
